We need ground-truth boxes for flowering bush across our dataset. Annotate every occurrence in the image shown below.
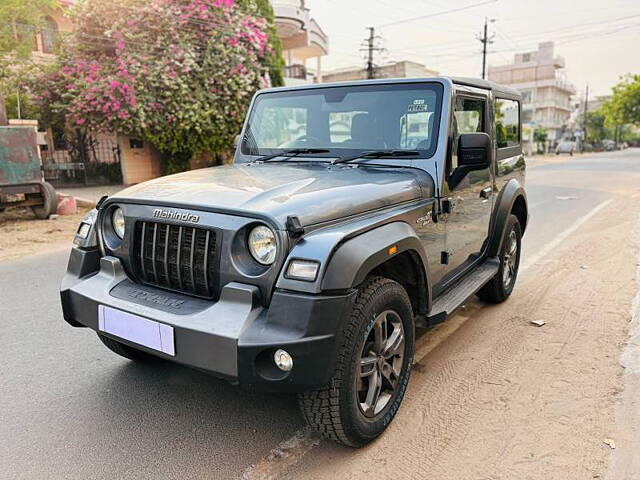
[33,0,274,161]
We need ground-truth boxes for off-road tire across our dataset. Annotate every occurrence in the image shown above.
[477,214,522,303]
[97,333,164,363]
[298,276,414,447]
[32,182,58,219]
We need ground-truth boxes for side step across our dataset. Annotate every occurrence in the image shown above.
[416,257,500,328]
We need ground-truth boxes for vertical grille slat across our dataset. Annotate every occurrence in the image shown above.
[133,220,217,299]
[203,230,211,294]
[151,223,158,282]
[140,221,148,281]
[189,227,196,292]
[176,226,183,290]
[163,224,170,286]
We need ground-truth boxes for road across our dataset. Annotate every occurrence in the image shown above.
[1,149,639,479]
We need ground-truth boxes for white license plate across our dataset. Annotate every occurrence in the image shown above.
[98,305,175,356]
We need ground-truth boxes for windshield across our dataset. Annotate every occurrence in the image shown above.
[241,83,443,159]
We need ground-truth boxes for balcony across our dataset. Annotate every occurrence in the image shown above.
[271,0,329,72]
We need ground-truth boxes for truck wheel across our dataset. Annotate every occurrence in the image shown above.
[298,277,414,447]
[31,182,58,219]
[97,333,164,363]
[477,214,522,303]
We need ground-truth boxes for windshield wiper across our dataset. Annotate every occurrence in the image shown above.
[250,148,330,163]
[331,150,420,165]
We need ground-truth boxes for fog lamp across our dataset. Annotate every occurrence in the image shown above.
[285,259,319,282]
[274,349,293,372]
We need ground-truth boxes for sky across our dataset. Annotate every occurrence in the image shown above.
[305,0,640,97]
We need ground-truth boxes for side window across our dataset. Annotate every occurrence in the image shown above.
[495,98,520,149]
[450,96,486,171]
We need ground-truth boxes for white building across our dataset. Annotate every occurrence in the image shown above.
[489,41,576,146]
[270,0,329,85]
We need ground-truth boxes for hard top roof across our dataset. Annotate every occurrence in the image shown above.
[259,76,521,99]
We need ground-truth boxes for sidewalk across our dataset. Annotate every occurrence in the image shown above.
[57,185,125,206]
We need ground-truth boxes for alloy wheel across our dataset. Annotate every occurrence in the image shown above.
[502,229,518,288]
[357,310,405,418]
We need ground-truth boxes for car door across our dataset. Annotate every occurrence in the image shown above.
[439,92,494,286]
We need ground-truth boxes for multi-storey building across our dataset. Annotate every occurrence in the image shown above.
[270,0,329,85]
[488,41,576,148]
[322,60,438,83]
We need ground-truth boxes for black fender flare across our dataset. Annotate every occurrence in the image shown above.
[321,222,431,309]
[487,179,528,257]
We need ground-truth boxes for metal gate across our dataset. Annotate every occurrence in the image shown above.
[42,131,123,187]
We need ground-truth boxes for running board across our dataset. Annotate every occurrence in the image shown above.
[416,257,500,328]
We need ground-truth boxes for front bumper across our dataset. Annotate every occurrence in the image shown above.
[61,247,355,391]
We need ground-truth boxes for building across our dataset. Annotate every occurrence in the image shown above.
[488,41,576,149]
[322,60,439,83]
[270,0,329,85]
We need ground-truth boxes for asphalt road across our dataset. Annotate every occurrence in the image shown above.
[1,148,639,479]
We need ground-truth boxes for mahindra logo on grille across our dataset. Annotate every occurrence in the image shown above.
[153,208,200,223]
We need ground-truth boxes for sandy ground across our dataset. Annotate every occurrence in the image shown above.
[250,193,639,479]
[0,207,90,263]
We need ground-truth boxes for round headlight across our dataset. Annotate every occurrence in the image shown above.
[112,207,125,239]
[248,225,277,265]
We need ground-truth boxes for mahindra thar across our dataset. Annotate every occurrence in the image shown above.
[61,77,527,447]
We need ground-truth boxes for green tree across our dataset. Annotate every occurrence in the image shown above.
[238,0,284,87]
[584,109,613,145]
[533,127,547,154]
[0,0,60,119]
[602,74,640,127]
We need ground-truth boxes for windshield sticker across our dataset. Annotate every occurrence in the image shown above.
[408,99,429,113]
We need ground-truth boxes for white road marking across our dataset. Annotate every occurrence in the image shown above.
[244,196,616,480]
[521,198,614,271]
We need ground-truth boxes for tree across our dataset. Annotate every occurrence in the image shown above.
[237,0,284,87]
[533,127,547,154]
[31,0,276,170]
[584,110,612,145]
[602,74,640,127]
[0,0,60,120]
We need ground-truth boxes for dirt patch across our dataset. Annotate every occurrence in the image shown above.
[0,207,90,263]
[281,195,638,480]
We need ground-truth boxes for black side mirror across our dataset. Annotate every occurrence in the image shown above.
[448,132,491,189]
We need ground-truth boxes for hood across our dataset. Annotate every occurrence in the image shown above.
[112,162,434,227]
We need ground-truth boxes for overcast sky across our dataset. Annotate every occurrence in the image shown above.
[306,0,640,97]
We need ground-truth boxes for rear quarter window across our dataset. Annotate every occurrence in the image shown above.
[495,98,520,149]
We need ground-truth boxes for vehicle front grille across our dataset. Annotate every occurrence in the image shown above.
[132,221,218,298]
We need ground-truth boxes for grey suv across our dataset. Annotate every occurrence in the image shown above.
[61,77,527,447]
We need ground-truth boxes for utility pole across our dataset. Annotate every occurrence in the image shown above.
[582,83,589,152]
[363,27,383,80]
[476,18,495,80]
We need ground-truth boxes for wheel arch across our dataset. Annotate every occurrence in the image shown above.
[487,179,528,257]
[321,222,431,315]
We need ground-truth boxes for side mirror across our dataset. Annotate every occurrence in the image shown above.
[233,134,241,150]
[448,132,491,189]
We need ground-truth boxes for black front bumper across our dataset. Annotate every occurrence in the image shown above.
[61,247,355,392]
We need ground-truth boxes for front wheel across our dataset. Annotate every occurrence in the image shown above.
[477,214,522,303]
[298,277,415,447]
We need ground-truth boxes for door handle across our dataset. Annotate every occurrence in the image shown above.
[480,187,492,199]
